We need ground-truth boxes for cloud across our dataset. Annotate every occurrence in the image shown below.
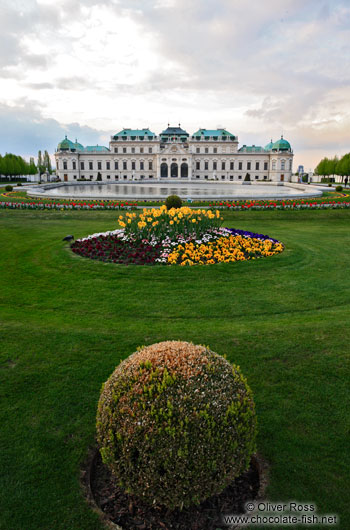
[0,100,110,158]
[0,0,350,170]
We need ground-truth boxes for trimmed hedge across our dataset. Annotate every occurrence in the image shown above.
[96,341,257,509]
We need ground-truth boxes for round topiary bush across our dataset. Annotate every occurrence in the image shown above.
[5,185,13,192]
[165,194,182,210]
[336,185,343,192]
[96,341,257,509]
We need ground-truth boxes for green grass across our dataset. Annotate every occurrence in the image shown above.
[0,209,349,530]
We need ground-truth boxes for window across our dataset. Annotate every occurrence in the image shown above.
[196,147,200,153]
[230,175,233,180]
[213,161,217,170]
[114,161,118,170]
[63,161,67,170]
[72,161,76,170]
[123,147,127,153]
[196,161,200,170]
[256,162,259,170]
[264,175,267,180]
[107,175,110,179]
[205,175,208,179]
[205,161,208,170]
[247,162,251,170]
[264,162,268,170]
[281,160,285,170]
[115,175,118,180]
[238,175,242,180]
[272,160,276,170]
[89,162,93,170]
[149,161,153,170]
[123,175,127,179]
[131,161,136,170]
[196,175,200,179]
[213,147,217,154]
[205,147,208,154]
[73,175,77,179]
[123,161,127,170]
[239,162,242,170]
[289,160,292,170]
[255,175,259,180]
[140,161,144,170]
[106,161,110,170]
[90,175,93,180]
[114,147,118,153]
[230,161,234,170]
[148,147,153,154]
[221,175,225,180]
[221,161,226,170]
[81,162,85,170]
[81,175,85,179]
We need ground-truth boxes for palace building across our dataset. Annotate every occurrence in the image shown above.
[55,125,293,183]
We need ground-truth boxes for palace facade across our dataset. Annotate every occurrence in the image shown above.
[55,125,293,182]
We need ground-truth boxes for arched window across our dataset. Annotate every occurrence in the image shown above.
[181,163,188,178]
[160,163,168,178]
[171,163,178,177]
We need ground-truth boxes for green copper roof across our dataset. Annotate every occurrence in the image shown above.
[113,128,156,138]
[57,136,76,150]
[57,136,109,152]
[264,139,274,151]
[192,128,235,138]
[74,139,84,151]
[272,136,291,151]
[84,145,110,152]
[238,145,264,152]
[161,126,189,137]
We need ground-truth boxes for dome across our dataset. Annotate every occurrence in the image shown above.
[74,139,84,151]
[271,136,291,151]
[264,139,274,151]
[57,135,76,151]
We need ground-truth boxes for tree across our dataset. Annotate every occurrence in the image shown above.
[29,157,37,175]
[37,150,45,175]
[336,154,350,182]
[43,150,52,174]
[0,152,37,179]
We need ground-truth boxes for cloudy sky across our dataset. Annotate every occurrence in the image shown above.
[0,0,349,170]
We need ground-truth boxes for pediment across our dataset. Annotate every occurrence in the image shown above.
[160,143,189,155]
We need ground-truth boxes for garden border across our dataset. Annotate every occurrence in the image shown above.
[81,446,269,530]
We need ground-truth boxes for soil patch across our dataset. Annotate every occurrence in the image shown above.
[83,449,268,530]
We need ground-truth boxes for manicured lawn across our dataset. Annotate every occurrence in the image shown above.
[0,209,349,529]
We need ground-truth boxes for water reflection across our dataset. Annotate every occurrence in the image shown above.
[45,182,305,199]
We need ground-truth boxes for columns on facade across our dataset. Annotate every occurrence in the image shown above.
[156,156,161,180]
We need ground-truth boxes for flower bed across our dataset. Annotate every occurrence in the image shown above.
[209,196,350,211]
[71,206,284,266]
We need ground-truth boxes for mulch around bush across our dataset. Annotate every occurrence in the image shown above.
[86,450,264,530]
